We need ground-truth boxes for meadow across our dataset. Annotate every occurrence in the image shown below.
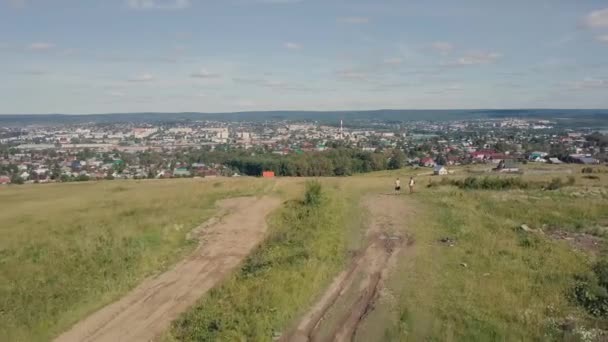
[358,165,608,341]
[0,178,272,341]
[1,164,608,341]
[169,179,366,341]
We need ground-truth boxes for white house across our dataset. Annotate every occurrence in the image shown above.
[434,165,448,176]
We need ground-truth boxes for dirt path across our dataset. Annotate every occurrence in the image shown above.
[55,196,281,342]
[282,194,409,342]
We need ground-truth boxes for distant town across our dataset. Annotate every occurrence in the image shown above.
[1,115,606,184]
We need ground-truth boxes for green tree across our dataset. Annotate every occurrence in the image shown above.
[388,149,405,170]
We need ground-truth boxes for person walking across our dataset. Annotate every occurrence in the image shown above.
[409,176,415,194]
[394,178,401,195]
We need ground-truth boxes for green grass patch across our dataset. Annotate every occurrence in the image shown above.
[359,175,608,341]
[170,181,362,341]
[0,178,269,342]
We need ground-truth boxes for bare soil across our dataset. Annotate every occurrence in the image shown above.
[548,229,604,254]
[281,194,409,342]
[54,196,280,342]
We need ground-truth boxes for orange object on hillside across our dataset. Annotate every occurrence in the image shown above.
[262,171,275,178]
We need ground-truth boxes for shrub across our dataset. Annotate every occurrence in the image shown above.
[455,177,530,190]
[583,175,600,180]
[566,176,576,186]
[426,176,575,191]
[304,180,323,207]
[571,259,608,317]
[547,178,563,190]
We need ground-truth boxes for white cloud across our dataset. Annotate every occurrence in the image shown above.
[335,69,368,81]
[190,69,221,78]
[128,73,155,82]
[445,84,463,91]
[383,57,403,65]
[232,77,309,91]
[597,35,608,43]
[284,42,302,50]
[59,48,79,56]
[337,17,370,24]
[585,8,608,28]
[126,0,190,10]
[107,91,126,97]
[431,41,453,54]
[20,69,49,75]
[28,42,55,51]
[569,77,608,90]
[235,100,256,108]
[445,51,502,66]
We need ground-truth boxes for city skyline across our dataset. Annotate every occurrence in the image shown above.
[1,0,608,114]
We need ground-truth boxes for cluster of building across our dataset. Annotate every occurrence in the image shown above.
[0,117,605,184]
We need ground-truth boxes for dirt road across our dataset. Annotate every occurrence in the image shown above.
[55,196,281,342]
[282,194,409,342]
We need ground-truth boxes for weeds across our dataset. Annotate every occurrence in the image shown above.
[571,259,608,317]
[171,183,356,341]
[304,180,323,207]
[427,176,575,190]
[0,179,266,341]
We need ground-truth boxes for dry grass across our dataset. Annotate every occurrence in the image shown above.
[2,164,608,341]
[0,178,272,341]
[357,166,608,341]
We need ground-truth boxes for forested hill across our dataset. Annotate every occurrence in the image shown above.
[1,109,608,126]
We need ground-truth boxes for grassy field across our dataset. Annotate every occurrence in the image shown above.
[2,164,608,341]
[0,178,272,341]
[168,179,367,341]
[357,165,608,341]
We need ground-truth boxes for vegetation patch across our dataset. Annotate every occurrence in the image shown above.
[359,172,608,341]
[170,181,360,341]
[428,175,575,190]
[0,179,266,341]
[572,259,608,318]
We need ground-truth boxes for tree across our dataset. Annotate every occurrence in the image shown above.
[436,154,447,166]
[10,174,24,185]
[388,149,405,170]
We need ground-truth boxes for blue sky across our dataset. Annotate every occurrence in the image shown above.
[1,0,608,114]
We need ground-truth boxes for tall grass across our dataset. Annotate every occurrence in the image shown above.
[428,175,576,190]
[360,178,608,341]
[0,178,269,342]
[170,182,361,341]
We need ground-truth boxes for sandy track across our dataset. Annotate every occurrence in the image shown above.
[55,196,281,342]
[282,194,408,342]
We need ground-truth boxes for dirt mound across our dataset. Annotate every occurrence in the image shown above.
[54,196,280,342]
[281,195,409,342]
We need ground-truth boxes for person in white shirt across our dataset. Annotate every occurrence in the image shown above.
[409,177,415,194]
[394,178,401,195]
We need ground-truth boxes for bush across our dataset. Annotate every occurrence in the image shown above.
[453,176,530,190]
[566,176,576,186]
[572,259,608,317]
[304,180,323,207]
[426,176,574,191]
[546,178,563,190]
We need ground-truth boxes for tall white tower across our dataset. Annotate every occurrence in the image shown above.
[340,120,343,139]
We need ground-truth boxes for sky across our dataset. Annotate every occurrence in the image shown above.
[1,0,608,114]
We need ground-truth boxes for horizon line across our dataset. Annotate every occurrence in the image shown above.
[2,108,608,116]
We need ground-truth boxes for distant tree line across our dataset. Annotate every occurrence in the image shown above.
[187,148,407,176]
